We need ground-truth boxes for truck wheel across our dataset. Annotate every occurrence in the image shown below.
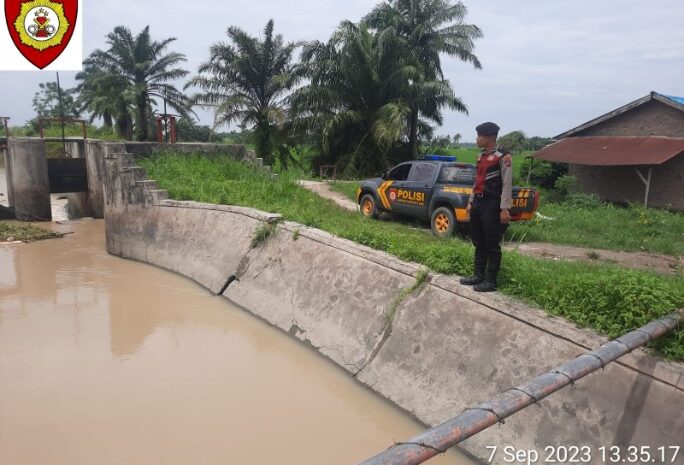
[360,194,379,219]
[431,207,455,238]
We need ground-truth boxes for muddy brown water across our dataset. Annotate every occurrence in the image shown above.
[0,220,475,465]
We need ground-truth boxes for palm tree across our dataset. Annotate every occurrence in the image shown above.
[76,64,134,139]
[187,20,299,165]
[365,0,482,158]
[290,21,411,176]
[82,26,191,141]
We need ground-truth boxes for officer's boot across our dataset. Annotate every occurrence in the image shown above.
[461,247,486,285]
[460,274,484,285]
[474,272,497,292]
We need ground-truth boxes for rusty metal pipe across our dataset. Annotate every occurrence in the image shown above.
[358,310,683,465]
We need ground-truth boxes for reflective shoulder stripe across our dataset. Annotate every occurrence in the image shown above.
[485,171,501,179]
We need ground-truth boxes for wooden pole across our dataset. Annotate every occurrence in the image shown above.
[635,167,652,208]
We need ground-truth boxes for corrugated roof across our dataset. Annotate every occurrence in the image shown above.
[534,136,684,166]
[664,94,684,106]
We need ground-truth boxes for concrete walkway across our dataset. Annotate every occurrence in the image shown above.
[298,180,682,275]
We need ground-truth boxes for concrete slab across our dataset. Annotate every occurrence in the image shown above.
[224,225,417,373]
[357,282,684,462]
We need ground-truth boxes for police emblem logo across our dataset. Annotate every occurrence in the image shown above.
[5,0,78,69]
[389,189,397,201]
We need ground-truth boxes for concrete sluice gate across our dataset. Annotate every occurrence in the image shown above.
[2,138,683,464]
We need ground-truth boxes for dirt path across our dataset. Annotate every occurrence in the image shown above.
[297,180,358,212]
[298,180,682,276]
[507,242,681,275]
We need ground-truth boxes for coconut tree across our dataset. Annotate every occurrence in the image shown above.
[365,0,482,158]
[82,26,191,141]
[187,20,299,165]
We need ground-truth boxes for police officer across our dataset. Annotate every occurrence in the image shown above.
[460,122,512,292]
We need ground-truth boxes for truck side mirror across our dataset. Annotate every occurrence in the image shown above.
[381,171,388,180]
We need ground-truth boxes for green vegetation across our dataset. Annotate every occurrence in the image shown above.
[11,123,125,142]
[367,0,481,160]
[78,26,192,141]
[29,0,485,172]
[251,221,280,248]
[140,153,684,360]
[387,269,430,325]
[32,81,80,118]
[0,221,61,242]
[329,172,684,257]
[513,202,684,257]
[187,20,299,167]
[328,181,361,203]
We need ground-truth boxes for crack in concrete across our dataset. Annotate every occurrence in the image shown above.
[354,271,430,378]
[218,275,236,296]
[288,317,364,373]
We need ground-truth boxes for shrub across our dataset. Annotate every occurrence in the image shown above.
[520,158,568,187]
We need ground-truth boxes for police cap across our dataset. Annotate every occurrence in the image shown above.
[476,122,500,137]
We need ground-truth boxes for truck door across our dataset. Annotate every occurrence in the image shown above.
[380,163,412,214]
[400,162,438,216]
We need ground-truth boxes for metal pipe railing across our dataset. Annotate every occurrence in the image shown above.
[359,310,683,465]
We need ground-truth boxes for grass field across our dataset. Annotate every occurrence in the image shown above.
[140,153,684,360]
[513,201,684,256]
[329,180,684,257]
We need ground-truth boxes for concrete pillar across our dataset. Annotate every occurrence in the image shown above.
[65,139,85,159]
[85,140,107,218]
[6,138,51,221]
[65,139,90,218]
[1,148,10,207]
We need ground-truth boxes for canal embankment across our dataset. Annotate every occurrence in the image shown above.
[101,148,684,464]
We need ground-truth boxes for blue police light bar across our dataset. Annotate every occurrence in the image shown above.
[422,155,457,162]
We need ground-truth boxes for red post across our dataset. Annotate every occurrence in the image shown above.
[170,117,177,144]
[156,118,163,143]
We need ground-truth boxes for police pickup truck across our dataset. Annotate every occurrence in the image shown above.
[355,155,539,237]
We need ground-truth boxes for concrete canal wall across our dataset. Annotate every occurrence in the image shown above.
[4,137,51,221]
[102,149,684,464]
[2,138,255,221]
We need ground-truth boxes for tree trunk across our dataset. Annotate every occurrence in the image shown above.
[254,121,272,166]
[409,105,419,160]
[103,112,113,129]
[137,94,148,141]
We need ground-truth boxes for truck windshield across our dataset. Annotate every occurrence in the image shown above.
[439,166,476,184]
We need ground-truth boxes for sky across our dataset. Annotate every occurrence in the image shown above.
[0,0,682,141]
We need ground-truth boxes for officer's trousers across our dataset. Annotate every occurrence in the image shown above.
[469,196,507,279]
